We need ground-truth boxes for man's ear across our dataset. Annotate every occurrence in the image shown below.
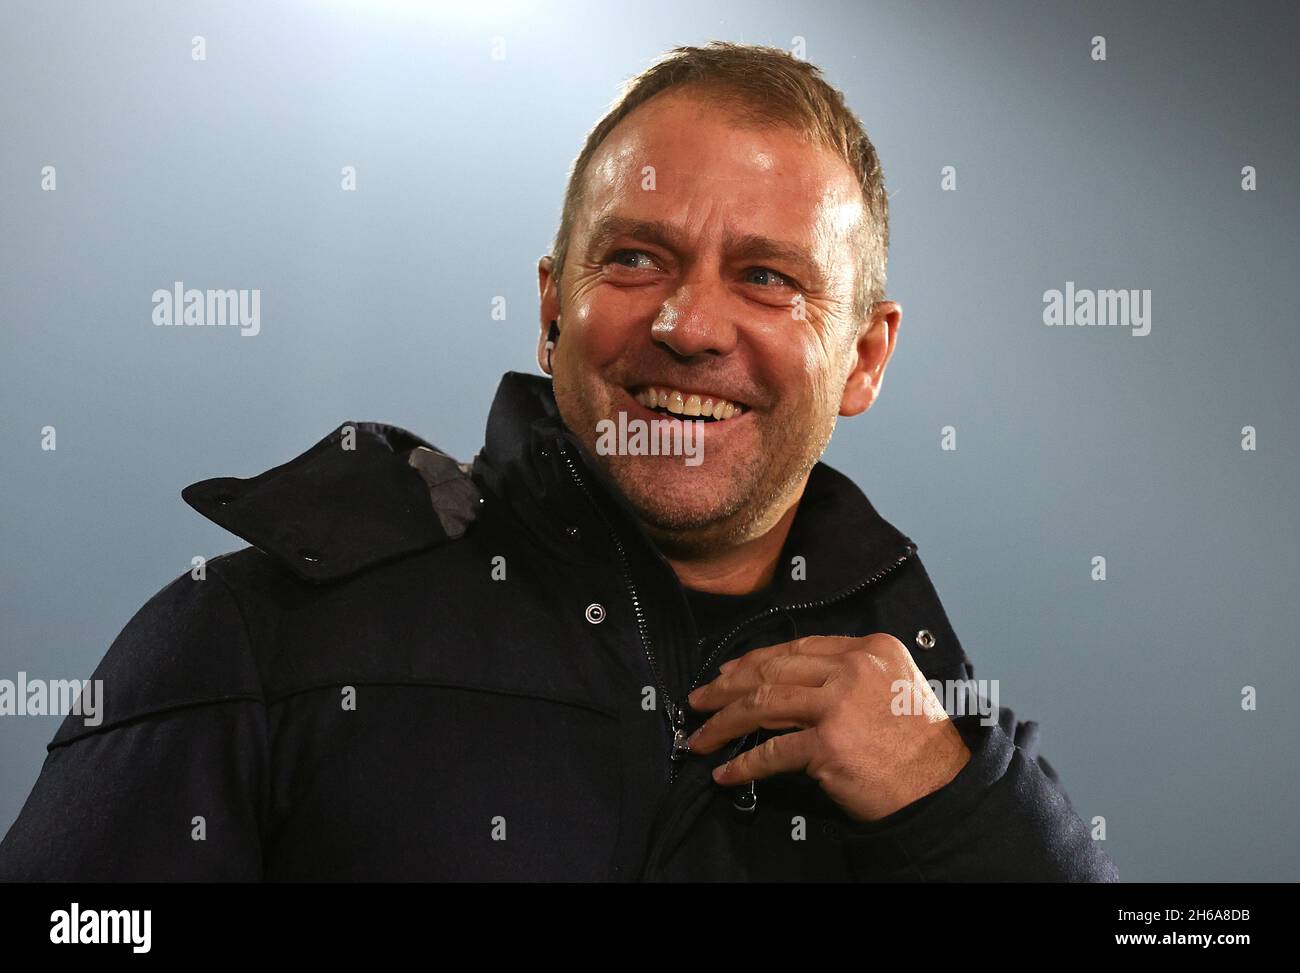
[839,301,901,417]
[537,255,561,375]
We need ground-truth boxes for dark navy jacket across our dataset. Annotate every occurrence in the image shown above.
[0,372,1119,881]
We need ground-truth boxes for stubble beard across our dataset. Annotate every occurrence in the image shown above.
[557,377,836,559]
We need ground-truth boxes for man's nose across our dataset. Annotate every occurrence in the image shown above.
[651,280,739,358]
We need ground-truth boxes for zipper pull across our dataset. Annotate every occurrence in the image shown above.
[665,698,692,761]
[730,731,759,813]
[732,780,757,814]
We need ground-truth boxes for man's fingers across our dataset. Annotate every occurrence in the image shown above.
[687,683,827,754]
[688,652,839,711]
[712,727,818,786]
[717,634,869,676]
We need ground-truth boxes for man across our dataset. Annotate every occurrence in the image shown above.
[0,42,1117,881]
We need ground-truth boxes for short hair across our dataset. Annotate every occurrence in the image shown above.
[548,41,889,325]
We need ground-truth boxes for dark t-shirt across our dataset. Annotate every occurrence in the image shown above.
[682,583,778,678]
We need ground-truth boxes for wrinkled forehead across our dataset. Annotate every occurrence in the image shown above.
[576,92,867,252]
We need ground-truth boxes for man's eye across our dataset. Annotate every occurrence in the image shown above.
[746,267,795,288]
[609,249,657,270]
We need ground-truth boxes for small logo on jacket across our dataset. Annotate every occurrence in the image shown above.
[50,903,151,953]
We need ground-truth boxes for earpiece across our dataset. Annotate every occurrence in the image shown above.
[544,319,559,373]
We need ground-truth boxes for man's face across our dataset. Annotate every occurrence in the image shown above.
[540,88,896,554]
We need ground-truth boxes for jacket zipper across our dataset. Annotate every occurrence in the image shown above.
[681,544,916,807]
[558,444,691,780]
[640,546,916,875]
[686,544,914,699]
[559,439,916,796]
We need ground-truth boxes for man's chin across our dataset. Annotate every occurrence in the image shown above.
[602,456,750,535]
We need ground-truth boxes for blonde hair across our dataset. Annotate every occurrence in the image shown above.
[549,41,889,323]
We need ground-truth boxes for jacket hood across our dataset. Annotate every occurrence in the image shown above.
[181,421,474,584]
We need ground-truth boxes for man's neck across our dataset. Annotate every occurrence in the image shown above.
[658,487,805,596]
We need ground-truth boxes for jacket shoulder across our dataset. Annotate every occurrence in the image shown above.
[181,421,479,585]
[48,563,263,749]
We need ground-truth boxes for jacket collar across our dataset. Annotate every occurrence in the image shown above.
[472,371,917,606]
[181,370,917,601]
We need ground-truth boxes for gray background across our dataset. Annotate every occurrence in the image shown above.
[2,0,1297,881]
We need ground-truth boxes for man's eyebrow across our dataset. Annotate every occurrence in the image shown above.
[726,234,826,288]
[585,216,827,287]
[585,216,685,254]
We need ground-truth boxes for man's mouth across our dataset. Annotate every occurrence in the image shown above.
[628,385,749,423]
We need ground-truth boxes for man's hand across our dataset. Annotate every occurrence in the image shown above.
[685,634,972,823]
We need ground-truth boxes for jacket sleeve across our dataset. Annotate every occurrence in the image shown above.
[832,703,1120,882]
[0,566,269,881]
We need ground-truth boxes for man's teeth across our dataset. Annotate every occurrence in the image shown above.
[633,386,747,420]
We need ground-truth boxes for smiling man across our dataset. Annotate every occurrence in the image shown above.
[0,42,1118,881]
[542,72,886,595]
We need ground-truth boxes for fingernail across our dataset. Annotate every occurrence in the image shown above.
[712,762,729,781]
[719,660,736,674]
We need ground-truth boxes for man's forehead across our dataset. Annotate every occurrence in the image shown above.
[589,139,786,186]
[580,108,864,243]
[576,170,865,270]
[587,121,853,195]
